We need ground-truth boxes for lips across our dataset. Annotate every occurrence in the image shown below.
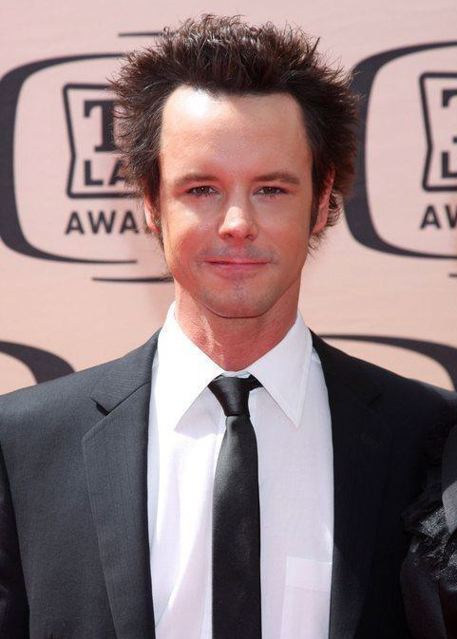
[205,258,269,265]
[202,257,270,277]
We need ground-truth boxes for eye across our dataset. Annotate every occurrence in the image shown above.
[187,186,217,197]
[257,186,286,197]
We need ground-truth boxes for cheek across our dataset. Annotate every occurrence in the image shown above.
[162,214,204,268]
[284,237,309,271]
[273,223,310,274]
[271,215,310,252]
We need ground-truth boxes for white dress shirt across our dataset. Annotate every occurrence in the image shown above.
[147,304,333,639]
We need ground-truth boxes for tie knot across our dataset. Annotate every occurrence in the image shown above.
[208,375,261,417]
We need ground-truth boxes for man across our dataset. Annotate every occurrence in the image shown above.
[0,15,456,639]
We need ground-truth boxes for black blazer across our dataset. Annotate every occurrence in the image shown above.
[0,332,456,639]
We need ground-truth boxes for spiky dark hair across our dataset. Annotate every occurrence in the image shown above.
[112,14,358,230]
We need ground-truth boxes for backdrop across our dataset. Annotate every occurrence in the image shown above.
[1,0,456,394]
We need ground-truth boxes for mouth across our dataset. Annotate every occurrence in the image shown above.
[206,258,269,265]
[203,257,270,276]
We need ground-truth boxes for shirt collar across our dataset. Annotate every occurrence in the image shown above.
[247,314,312,428]
[154,303,312,430]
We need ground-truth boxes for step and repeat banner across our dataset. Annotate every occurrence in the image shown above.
[1,0,456,394]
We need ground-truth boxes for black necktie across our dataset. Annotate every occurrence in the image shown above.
[209,374,262,639]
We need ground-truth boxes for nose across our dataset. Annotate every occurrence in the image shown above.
[218,202,258,242]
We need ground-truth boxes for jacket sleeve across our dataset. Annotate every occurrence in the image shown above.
[0,443,29,637]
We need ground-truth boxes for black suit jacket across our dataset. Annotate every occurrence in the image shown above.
[0,332,456,638]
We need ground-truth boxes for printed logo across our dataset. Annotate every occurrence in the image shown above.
[346,42,457,263]
[0,46,168,282]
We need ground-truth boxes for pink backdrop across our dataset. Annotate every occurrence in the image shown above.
[1,0,456,393]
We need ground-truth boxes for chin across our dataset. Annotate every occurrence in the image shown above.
[203,295,274,321]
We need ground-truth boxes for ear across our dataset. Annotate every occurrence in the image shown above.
[144,196,161,235]
[311,169,335,236]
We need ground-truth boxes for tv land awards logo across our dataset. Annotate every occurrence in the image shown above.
[63,83,143,242]
[346,41,457,269]
[0,39,455,277]
[0,44,168,282]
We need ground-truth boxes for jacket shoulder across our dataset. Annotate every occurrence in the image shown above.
[1,356,112,417]
[0,333,159,439]
[313,333,457,426]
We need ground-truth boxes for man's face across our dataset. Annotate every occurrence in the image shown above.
[146,86,331,322]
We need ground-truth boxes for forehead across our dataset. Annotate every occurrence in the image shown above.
[159,86,311,165]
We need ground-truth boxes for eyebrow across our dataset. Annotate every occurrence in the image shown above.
[253,171,301,185]
[174,171,301,187]
[174,173,218,188]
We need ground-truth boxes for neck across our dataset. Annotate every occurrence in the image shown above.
[174,296,298,371]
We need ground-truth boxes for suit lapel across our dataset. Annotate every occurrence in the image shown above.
[313,335,393,639]
[83,334,159,639]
